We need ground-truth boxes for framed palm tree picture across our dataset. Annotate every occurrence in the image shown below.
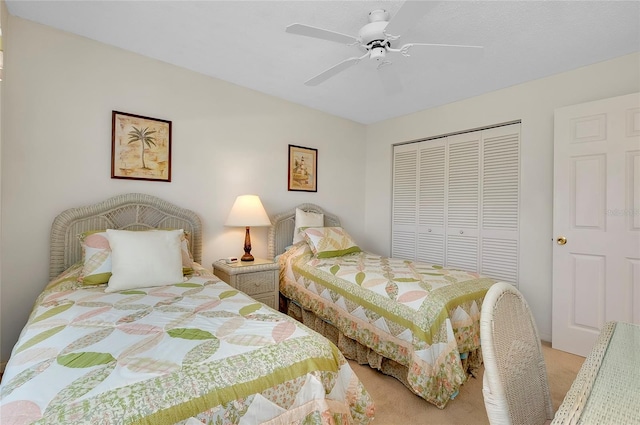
[111,111,172,182]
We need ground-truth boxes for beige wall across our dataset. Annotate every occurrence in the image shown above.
[364,53,640,341]
[0,0,7,370]
[0,17,367,361]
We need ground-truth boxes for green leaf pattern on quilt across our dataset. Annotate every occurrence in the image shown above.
[167,327,216,340]
[32,302,74,324]
[239,303,262,316]
[120,290,147,295]
[220,290,239,299]
[15,326,65,354]
[174,283,202,288]
[57,352,116,368]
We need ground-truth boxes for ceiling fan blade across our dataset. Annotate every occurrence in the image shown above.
[384,1,438,38]
[304,53,369,86]
[286,23,359,45]
[378,64,403,96]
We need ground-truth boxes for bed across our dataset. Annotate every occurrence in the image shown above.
[0,193,374,425]
[268,203,497,409]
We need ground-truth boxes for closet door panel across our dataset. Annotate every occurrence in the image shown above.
[417,142,446,264]
[446,234,479,272]
[481,238,518,283]
[417,233,445,265]
[445,133,480,269]
[480,125,521,284]
[392,145,418,259]
[447,133,480,232]
[482,127,520,231]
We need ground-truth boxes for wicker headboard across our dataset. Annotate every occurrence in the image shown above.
[267,203,340,260]
[49,193,202,280]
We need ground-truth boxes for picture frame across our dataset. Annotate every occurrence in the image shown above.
[288,144,318,192]
[111,111,172,182]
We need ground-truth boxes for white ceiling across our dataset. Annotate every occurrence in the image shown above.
[6,1,640,124]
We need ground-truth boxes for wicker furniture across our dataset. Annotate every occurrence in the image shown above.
[49,192,201,280]
[480,282,553,425]
[267,203,340,260]
[212,258,279,309]
[551,321,640,425]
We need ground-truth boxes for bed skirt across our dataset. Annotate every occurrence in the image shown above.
[280,295,483,400]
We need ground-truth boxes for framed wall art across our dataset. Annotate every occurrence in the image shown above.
[288,144,317,192]
[111,111,172,182]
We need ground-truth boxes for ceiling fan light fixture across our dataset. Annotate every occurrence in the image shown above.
[370,46,386,62]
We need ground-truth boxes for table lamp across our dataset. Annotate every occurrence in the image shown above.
[224,195,271,261]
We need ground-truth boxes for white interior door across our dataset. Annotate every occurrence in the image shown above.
[552,92,640,356]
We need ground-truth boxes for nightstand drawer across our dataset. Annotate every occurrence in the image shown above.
[252,292,278,309]
[212,259,279,310]
[236,270,277,296]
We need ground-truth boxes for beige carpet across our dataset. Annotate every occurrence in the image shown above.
[349,342,584,425]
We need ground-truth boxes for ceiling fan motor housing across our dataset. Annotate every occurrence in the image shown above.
[359,9,391,47]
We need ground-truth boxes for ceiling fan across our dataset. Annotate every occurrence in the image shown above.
[286,1,483,89]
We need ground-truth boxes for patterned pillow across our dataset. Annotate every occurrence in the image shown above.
[78,231,112,285]
[78,229,194,285]
[293,208,324,244]
[301,226,361,258]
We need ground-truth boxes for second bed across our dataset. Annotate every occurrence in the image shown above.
[268,204,497,409]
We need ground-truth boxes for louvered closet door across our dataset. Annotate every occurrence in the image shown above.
[391,123,521,285]
[392,144,418,260]
[417,141,446,265]
[446,133,481,272]
[480,125,520,284]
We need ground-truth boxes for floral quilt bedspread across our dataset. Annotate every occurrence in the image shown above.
[279,243,496,408]
[0,264,374,425]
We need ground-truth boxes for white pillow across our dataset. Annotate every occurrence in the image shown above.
[105,229,184,292]
[293,208,324,244]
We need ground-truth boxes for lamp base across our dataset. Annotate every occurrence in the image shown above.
[242,226,254,262]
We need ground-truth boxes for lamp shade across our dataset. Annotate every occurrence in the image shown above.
[224,195,271,227]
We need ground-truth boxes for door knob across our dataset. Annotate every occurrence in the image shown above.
[556,236,567,245]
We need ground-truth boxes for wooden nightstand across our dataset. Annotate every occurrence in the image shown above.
[212,258,279,310]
